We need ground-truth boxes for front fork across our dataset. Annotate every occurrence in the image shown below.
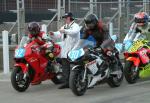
[82,68,87,82]
[133,66,139,75]
[15,63,30,80]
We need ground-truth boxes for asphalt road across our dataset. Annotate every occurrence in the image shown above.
[0,73,150,103]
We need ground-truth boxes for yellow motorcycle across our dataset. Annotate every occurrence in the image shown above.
[124,39,150,84]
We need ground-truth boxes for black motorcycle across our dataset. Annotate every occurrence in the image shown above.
[68,40,123,96]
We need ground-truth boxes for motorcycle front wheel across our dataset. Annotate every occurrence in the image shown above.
[69,68,88,96]
[11,67,30,92]
[124,61,139,84]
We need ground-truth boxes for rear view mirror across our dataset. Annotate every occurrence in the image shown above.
[111,35,117,42]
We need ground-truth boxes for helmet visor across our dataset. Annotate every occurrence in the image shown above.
[29,30,37,35]
[28,26,40,35]
[135,18,147,23]
[85,22,95,29]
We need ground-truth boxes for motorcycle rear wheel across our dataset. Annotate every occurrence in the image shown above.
[51,73,63,84]
[107,60,124,87]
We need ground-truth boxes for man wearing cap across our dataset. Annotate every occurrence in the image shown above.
[49,12,80,89]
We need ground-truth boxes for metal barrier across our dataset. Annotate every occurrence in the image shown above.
[2,30,9,74]
[68,0,150,41]
[0,0,150,75]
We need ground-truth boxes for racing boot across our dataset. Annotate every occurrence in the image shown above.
[45,52,55,73]
[58,59,70,89]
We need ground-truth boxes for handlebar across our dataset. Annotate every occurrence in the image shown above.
[87,47,102,56]
[31,45,42,52]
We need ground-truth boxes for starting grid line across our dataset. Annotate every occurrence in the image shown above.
[0,75,150,87]
[0,79,10,82]
[0,73,10,82]
[127,79,150,87]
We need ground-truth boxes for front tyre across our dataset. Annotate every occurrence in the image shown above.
[69,68,88,96]
[11,67,30,92]
[124,61,139,84]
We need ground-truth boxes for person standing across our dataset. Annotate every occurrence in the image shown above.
[50,12,80,89]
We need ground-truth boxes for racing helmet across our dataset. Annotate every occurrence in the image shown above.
[134,12,149,26]
[84,14,99,30]
[28,22,41,37]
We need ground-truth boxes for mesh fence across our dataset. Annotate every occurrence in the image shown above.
[69,0,150,41]
[0,0,57,12]
[0,0,150,42]
[0,0,150,70]
[0,0,58,33]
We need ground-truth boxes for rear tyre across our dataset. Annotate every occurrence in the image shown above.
[51,73,63,85]
[107,60,124,87]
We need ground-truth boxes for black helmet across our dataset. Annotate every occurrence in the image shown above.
[84,14,98,29]
[62,12,75,20]
[28,22,41,36]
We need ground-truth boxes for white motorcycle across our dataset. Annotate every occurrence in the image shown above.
[68,39,123,96]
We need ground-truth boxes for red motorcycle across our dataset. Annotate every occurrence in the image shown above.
[11,36,62,92]
[124,40,150,84]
